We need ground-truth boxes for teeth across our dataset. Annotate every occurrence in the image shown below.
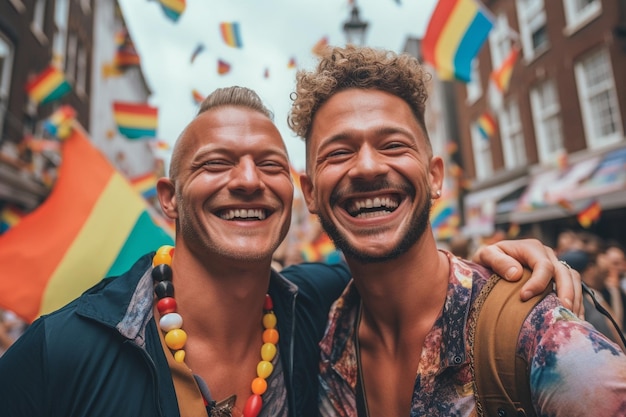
[356,210,392,219]
[350,197,399,213]
[219,209,267,220]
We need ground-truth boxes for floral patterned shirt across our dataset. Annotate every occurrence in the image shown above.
[319,251,626,417]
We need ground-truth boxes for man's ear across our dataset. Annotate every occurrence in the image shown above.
[156,178,178,220]
[299,174,318,215]
[429,156,444,194]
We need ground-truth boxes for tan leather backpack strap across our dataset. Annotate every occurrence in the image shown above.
[469,269,551,417]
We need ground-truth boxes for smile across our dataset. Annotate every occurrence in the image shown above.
[346,196,400,218]
[218,208,267,220]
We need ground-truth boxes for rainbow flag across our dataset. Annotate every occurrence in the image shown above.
[192,89,205,105]
[422,0,494,82]
[24,65,71,105]
[158,0,186,22]
[0,127,174,322]
[130,172,158,199]
[288,57,297,69]
[220,22,243,48]
[0,205,26,235]
[312,36,329,57]
[477,112,497,140]
[190,43,205,63]
[217,59,231,75]
[301,233,341,264]
[491,46,519,93]
[577,199,602,228]
[44,105,76,139]
[112,101,158,139]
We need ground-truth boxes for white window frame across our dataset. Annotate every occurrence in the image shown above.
[574,48,622,150]
[52,0,69,69]
[499,99,527,170]
[0,34,15,139]
[515,0,549,60]
[530,79,564,164]
[30,0,48,44]
[489,14,512,71]
[466,60,482,104]
[562,0,601,33]
[471,122,494,180]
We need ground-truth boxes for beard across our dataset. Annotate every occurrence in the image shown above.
[318,181,432,264]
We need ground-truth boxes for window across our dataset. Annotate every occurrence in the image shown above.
[575,48,622,149]
[563,0,601,30]
[466,60,482,104]
[499,99,527,169]
[471,121,494,180]
[80,0,92,14]
[53,0,69,68]
[31,0,47,42]
[66,32,77,82]
[516,0,548,60]
[0,34,15,138]
[530,79,564,164]
[489,14,513,71]
[76,41,87,95]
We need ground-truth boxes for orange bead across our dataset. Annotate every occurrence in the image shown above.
[250,377,267,395]
[263,328,279,344]
[165,328,187,350]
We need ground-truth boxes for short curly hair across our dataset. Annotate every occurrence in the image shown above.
[287,45,431,142]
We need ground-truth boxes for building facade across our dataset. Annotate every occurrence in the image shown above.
[453,0,626,247]
[0,0,163,219]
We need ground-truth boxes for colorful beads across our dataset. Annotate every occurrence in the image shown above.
[151,245,280,415]
[262,328,279,344]
[152,246,186,363]
[250,377,267,395]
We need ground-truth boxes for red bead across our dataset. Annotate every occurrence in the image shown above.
[263,294,273,311]
[242,394,263,417]
[157,297,177,315]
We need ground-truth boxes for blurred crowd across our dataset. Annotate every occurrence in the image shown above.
[556,230,626,346]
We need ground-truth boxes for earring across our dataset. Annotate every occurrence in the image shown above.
[435,190,441,197]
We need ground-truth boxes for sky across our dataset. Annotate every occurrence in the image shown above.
[117,0,438,171]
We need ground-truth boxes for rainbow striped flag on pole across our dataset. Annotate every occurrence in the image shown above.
[0,126,174,322]
[112,101,158,139]
[24,65,72,105]
[422,0,494,82]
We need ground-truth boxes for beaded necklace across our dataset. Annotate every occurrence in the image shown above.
[152,245,279,417]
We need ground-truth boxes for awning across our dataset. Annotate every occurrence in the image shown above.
[511,146,626,224]
[463,176,528,236]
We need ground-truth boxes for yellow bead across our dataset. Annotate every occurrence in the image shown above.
[165,328,187,350]
[256,360,273,379]
[174,350,186,363]
[251,377,267,395]
[263,328,279,344]
[153,251,172,267]
[262,312,277,329]
[260,342,277,362]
